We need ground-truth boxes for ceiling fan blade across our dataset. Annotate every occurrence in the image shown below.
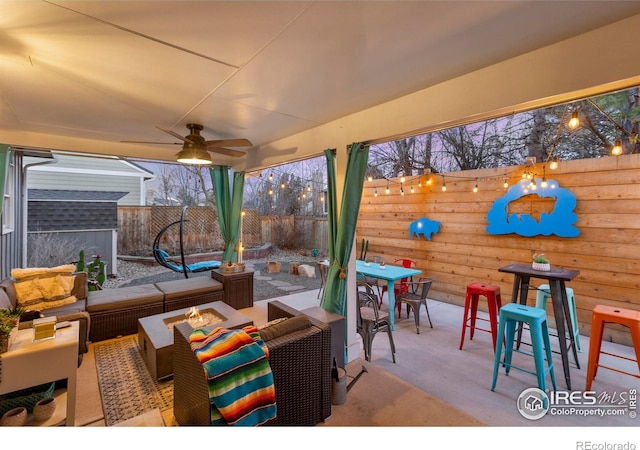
[120,140,181,145]
[156,125,193,143]
[205,138,252,148]
[208,147,247,158]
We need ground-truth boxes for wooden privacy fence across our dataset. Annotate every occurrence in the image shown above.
[356,154,640,347]
[117,206,327,256]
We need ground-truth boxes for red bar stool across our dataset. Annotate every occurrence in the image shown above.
[585,305,640,390]
[459,282,502,351]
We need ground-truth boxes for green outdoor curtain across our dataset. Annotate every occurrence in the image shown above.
[0,145,10,217]
[210,165,246,262]
[320,142,370,316]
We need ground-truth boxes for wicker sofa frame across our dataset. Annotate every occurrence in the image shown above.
[173,300,332,426]
[1,272,226,344]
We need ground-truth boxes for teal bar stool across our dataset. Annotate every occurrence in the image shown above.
[536,284,581,352]
[491,303,557,392]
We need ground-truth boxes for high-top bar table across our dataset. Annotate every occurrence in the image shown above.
[498,263,580,390]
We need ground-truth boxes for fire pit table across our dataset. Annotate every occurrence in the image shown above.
[137,301,253,380]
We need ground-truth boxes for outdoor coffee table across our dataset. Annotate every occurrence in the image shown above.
[137,301,253,380]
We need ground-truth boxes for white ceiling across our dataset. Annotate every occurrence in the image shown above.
[2,1,640,169]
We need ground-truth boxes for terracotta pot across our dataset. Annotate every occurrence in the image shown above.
[1,407,27,427]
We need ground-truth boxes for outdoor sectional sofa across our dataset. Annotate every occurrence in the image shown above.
[0,269,225,357]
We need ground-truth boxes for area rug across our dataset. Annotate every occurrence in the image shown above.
[93,335,173,426]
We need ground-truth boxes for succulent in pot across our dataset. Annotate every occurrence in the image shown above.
[532,253,551,271]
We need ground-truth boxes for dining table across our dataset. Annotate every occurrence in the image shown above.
[320,259,422,329]
[355,260,422,330]
[498,263,581,390]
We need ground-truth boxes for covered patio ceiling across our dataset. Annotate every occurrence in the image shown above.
[2,1,640,172]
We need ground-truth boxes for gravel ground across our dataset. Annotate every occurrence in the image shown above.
[103,249,323,302]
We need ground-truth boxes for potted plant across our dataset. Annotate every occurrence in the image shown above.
[532,253,551,271]
[0,308,22,354]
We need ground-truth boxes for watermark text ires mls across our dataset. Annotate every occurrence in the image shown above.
[517,387,637,421]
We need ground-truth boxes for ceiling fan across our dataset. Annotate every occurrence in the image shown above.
[123,123,252,164]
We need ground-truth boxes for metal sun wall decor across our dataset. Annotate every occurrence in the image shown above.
[409,217,441,240]
[486,178,580,237]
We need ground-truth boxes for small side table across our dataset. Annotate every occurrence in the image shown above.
[211,269,254,309]
[0,322,79,426]
[302,306,346,368]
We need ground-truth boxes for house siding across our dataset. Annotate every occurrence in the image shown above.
[26,154,153,206]
[0,152,23,279]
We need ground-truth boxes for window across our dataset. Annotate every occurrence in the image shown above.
[2,158,15,234]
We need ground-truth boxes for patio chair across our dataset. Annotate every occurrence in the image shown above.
[379,258,417,315]
[356,281,396,363]
[397,277,433,334]
[316,260,328,300]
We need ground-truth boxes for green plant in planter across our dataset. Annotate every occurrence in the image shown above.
[76,251,107,290]
[359,238,369,261]
[0,309,21,352]
[533,253,549,264]
[0,309,18,334]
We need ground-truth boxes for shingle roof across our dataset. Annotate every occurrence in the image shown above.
[28,189,128,201]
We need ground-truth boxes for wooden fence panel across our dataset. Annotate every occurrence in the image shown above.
[356,153,640,346]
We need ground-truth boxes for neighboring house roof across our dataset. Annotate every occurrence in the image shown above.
[27,189,123,232]
[28,189,128,202]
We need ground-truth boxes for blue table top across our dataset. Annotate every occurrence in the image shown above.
[355,260,422,281]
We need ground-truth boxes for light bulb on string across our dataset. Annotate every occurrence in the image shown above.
[549,157,559,171]
[269,173,273,181]
[441,176,446,192]
[374,188,378,197]
[612,138,623,156]
[307,184,311,192]
[367,175,373,182]
[568,109,580,129]
[400,176,406,183]
[410,184,415,194]
[473,180,478,193]
[503,177,509,189]
[385,180,390,195]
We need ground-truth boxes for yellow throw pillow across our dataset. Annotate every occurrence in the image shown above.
[12,265,77,310]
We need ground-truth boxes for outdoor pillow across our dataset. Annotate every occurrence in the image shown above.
[12,265,77,311]
[258,315,311,342]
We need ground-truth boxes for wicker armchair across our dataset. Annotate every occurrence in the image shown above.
[173,300,332,426]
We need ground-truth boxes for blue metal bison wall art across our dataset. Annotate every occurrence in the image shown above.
[409,217,441,240]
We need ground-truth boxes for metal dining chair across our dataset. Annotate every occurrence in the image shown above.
[379,258,417,315]
[316,260,328,300]
[397,277,434,334]
[357,280,396,363]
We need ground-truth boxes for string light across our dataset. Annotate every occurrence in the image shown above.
[385,182,390,195]
[410,184,415,193]
[568,109,579,129]
[473,180,478,193]
[367,175,373,182]
[374,188,378,197]
[612,138,623,156]
[441,176,447,192]
[503,177,509,189]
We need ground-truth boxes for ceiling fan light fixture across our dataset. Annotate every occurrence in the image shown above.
[176,147,212,165]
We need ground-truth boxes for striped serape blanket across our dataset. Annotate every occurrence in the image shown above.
[189,325,277,426]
